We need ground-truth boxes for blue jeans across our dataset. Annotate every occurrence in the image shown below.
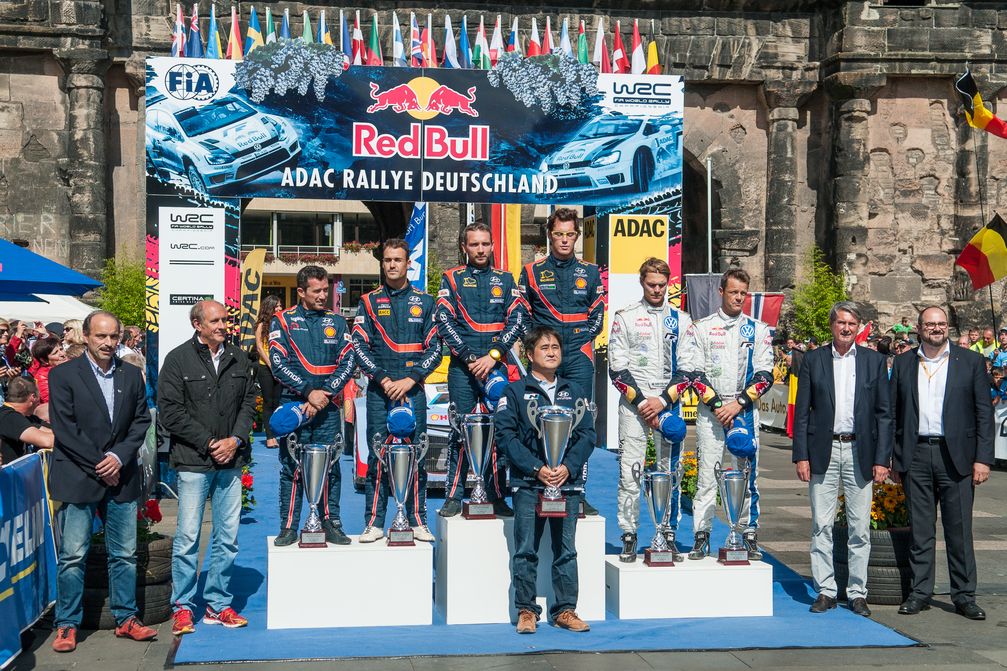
[445,362,507,502]
[511,487,581,619]
[364,386,427,528]
[56,496,138,628]
[278,402,343,530]
[171,468,241,614]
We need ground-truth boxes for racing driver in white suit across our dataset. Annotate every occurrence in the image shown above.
[674,268,774,561]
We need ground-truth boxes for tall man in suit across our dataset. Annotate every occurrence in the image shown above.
[792,301,893,617]
[48,311,155,653]
[891,305,993,620]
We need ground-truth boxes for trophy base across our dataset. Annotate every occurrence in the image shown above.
[298,530,327,548]
[537,495,567,518]
[462,502,496,520]
[718,547,750,566]
[387,529,416,547]
[644,549,676,567]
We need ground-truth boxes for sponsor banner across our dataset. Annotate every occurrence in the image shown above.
[145,56,683,206]
[238,248,267,353]
[757,384,790,430]
[996,403,1007,461]
[1,454,58,669]
[405,202,428,292]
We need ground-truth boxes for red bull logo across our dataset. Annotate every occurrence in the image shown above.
[366,76,479,119]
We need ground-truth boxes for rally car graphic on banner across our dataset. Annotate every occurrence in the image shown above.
[145,53,683,206]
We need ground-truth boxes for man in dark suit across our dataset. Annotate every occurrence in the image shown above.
[891,305,993,620]
[793,301,893,617]
[48,311,155,653]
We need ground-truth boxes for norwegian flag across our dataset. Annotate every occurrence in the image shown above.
[742,292,785,329]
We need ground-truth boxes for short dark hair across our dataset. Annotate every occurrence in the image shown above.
[546,207,579,234]
[31,336,59,364]
[459,222,492,248]
[720,268,750,290]
[296,265,328,290]
[523,325,561,351]
[382,238,410,257]
[6,377,37,403]
[916,305,948,330]
[83,310,122,336]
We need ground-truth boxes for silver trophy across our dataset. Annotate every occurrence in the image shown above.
[632,461,684,566]
[526,398,588,517]
[449,405,496,519]
[714,459,752,565]
[293,433,342,548]
[377,432,430,546]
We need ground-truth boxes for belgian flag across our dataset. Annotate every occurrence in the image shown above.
[956,214,1007,290]
[955,70,1007,139]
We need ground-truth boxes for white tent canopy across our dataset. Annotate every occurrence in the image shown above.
[0,294,94,322]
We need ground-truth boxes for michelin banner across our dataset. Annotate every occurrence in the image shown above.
[0,455,58,669]
[145,51,682,205]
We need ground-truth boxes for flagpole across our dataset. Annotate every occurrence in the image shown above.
[972,121,999,331]
[706,154,713,273]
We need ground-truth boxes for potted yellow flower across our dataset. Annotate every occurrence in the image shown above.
[679,451,699,512]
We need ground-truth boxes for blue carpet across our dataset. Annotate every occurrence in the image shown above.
[174,436,915,664]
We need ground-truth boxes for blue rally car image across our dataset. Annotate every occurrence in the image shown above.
[541,114,682,194]
[146,93,300,194]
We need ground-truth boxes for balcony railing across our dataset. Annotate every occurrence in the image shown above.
[240,244,340,256]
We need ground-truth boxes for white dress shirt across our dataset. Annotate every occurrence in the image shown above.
[832,344,857,434]
[917,342,950,436]
[531,372,557,404]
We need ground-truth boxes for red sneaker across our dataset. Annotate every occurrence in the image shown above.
[51,626,76,652]
[114,616,157,641]
[202,606,248,628]
[172,608,196,636]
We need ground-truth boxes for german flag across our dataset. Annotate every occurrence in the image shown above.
[955,70,1007,139]
[956,213,1007,290]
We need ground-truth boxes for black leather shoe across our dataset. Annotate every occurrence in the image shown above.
[581,498,599,516]
[955,601,986,620]
[273,528,297,547]
[898,596,931,615]
[492,499,514,517]
[323,520,351,545]
[438,499,462,517]
[810,594,837,613]
[848,598,871,617]
[688,531,710,560]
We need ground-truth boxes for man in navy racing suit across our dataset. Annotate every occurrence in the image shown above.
[269,265,356,547]
[436,222,527,518]
[352,238,442,543]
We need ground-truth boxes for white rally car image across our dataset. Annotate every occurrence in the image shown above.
[541,114,682,194]
[145,93,300,194]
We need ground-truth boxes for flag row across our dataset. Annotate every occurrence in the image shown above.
[170,5,663,74]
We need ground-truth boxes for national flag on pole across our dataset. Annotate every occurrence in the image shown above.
[367,13,382,64]
[391,12,407,67]
[405,203,429,292]
[542,16,554,54]
[442,15,460,68]
[317,10,333,46]
[612,21,628,73]
[593,19,611,73]
[409,13,423,67]
[340,10,350,58]
[742,292,785,329]
[351,11,364,64]
[955,69,1007,139]
[458,16,473,68]
[507,17,522,55]
[301,9,313,44]
[577,19,589,64]
[264,7,275,44]
[956,213,1007,290]
[171,3,186,57]
[474,16,492,69]
[225,5,242,60]
[630,19,646,74]
[280,8,290,40]
[527,18,541,57]
[489,15,503,65]
[185,4,203,58]
[484,204,522,282]
[244,6,263,55]
[646,19,661,74]
[559,18,572,57]
[423,13,438,67]
[206,4,223,58]
[854,321,872,345]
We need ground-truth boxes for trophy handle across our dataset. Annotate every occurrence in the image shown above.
[713,460,723,480]
[285,433,300,464]
[448,402,461,431]
[415,432,430,465]
[370,432,384,457]
[526,397,541,437]
[572,398,587,428]
[631,461,643,487]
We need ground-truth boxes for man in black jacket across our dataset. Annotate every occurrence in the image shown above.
[158,300,257,635]
[49,311,154,653]
[792,301,892,617]
[495,326,594,635]
[890,305,994,620]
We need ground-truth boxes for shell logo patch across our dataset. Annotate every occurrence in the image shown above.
[574,277,587,290]
[491,286,503,298]
[409,305,423,317]
[323,326,337,338]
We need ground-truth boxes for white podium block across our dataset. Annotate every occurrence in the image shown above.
[604,555,773,619]
[435,514,606,624]
[267,535,432,629]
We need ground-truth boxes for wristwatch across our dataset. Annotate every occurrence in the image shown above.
[465,353,478,364]
[489,348,503,361]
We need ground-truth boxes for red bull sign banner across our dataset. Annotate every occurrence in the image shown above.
[144,55,683,207]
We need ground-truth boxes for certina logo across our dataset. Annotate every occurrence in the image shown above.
[170,293,214,306]
[611,80,672,106]
[164,64,219,101]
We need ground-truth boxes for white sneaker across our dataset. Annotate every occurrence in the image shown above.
[358,525,385,543]
[412,525,435,542]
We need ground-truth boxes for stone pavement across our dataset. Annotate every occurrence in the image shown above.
[11,428,1007,671]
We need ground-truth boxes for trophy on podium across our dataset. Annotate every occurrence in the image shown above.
[527,398,588,518]
[714,459,752,565]
[449,406,496,519]
[290,433,343,548]
[633,461,683,566]
[377,432,429,547]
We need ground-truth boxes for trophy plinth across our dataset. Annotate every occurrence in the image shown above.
[718,547,750,566]
[536,492,568,517]
[387,527,416,547]
[298,529,327,549]
[644,549,676,567]
[462,500,495,519]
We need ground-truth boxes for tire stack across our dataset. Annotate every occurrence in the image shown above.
[82,536,173,629]
[832,524,912,605]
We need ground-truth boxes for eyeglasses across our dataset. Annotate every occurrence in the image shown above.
[63,327,71,332]
[0,329,8,335]
[550,231,578,240]
[922,322,948,330]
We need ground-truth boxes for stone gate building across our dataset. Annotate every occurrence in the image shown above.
[1,0,1005,328]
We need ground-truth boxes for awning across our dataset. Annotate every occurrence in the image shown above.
[0,239,102,295]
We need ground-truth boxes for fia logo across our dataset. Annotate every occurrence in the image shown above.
[740,324,755,339]
[165,64,219,101]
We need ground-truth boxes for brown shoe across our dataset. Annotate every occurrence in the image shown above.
[114,616,157,641]
[52,626,77,652]
[516,609,537,634]
[553,610,590,632]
